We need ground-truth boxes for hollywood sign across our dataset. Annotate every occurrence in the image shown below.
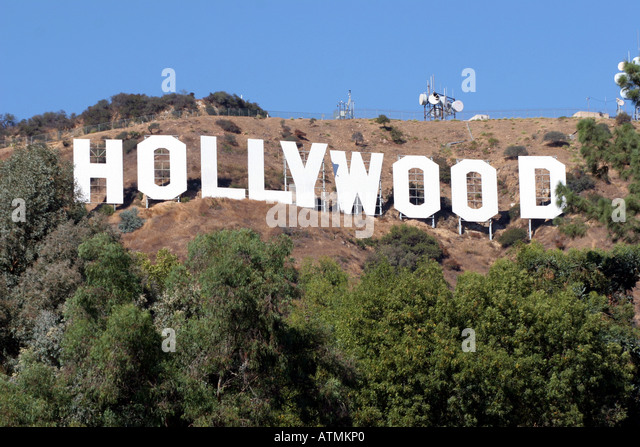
[73,135,566,222]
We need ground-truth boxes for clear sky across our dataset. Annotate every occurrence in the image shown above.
[1,0,639,120]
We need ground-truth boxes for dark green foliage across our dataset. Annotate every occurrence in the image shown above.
[375,114,390,128]
[123,139,138,154]
[432,155,451,184]
[558,121,640,242]
[17,111,74,136]
[508,204,520,220]
[497,227,528,247]
[554,217,588,238]
[577,119,613,177]
[616,61,640,109]
[389,126,406,144]
[223,133,238,147]
[543,131,569,146]
[366,224,442,271]
[503,145,528,159]
[616,112,632,125]
[215,119,241,134]
[118,208,144,233]
[148,123,160,134]
[204,91,266,117]
[352,131,364,145]
[0,144,83,286]
[158,229,355,426]
[566,168,595,194]
[81,100,112,127]
[301,244,639,426]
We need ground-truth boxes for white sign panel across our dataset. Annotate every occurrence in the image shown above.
[450,159,498,222]
[330,150,384,215]
[137,135,187,200]
[201,136,246,200]
[518,156,566,219]
[392,156,440,218]
[248,139,292,204]
[281,141,327,208]
[73,138,124,204]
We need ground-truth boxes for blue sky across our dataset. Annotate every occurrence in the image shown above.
[1,0,639,120]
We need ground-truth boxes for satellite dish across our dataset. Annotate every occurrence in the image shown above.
[616,98,625,106]
[615,72,626,84]
[621,88,630,99]
[633,56,640,65]
[452,100,464,112]
[618,61,626,71]
[428,93,440,105]
[419,93,428,106]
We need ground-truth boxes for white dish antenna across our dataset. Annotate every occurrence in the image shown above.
[428,93,440,105]
[633,56,640,65]
[616,97,625,106]
[419,93,428,106]
[615,72,626,84]
[452,100,464,112]
[618,61,626,71]
[621,88,630,99]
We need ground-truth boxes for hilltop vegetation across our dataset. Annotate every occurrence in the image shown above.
[0,91,266,140]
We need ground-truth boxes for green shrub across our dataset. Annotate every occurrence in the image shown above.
[615,112,631,125]
[497,227,528,247]
[508,204,520,220]
[118,208,144,233]
[566,168,595,193]
[543,131,568,146]
[115,131,129,140]
[432,155,451,184]
[556,217,588,238]
[365,224,442,271]
[216,119,241,134]
[148,123,160,134]
[503,145,528,159]
[223,133,238,147]
[389,126,406,144]
[123,139,138,154]
[98,204,115,216]
[203,91,267,116]
[375,114,390,128]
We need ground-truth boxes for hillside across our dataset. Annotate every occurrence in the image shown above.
[2,114,639,319]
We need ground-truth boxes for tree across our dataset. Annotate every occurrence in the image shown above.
[616,60,640,111]
[305,244,639,426]
[0,144,84,286]
[375,114,390,129]
[157,229,355,426]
